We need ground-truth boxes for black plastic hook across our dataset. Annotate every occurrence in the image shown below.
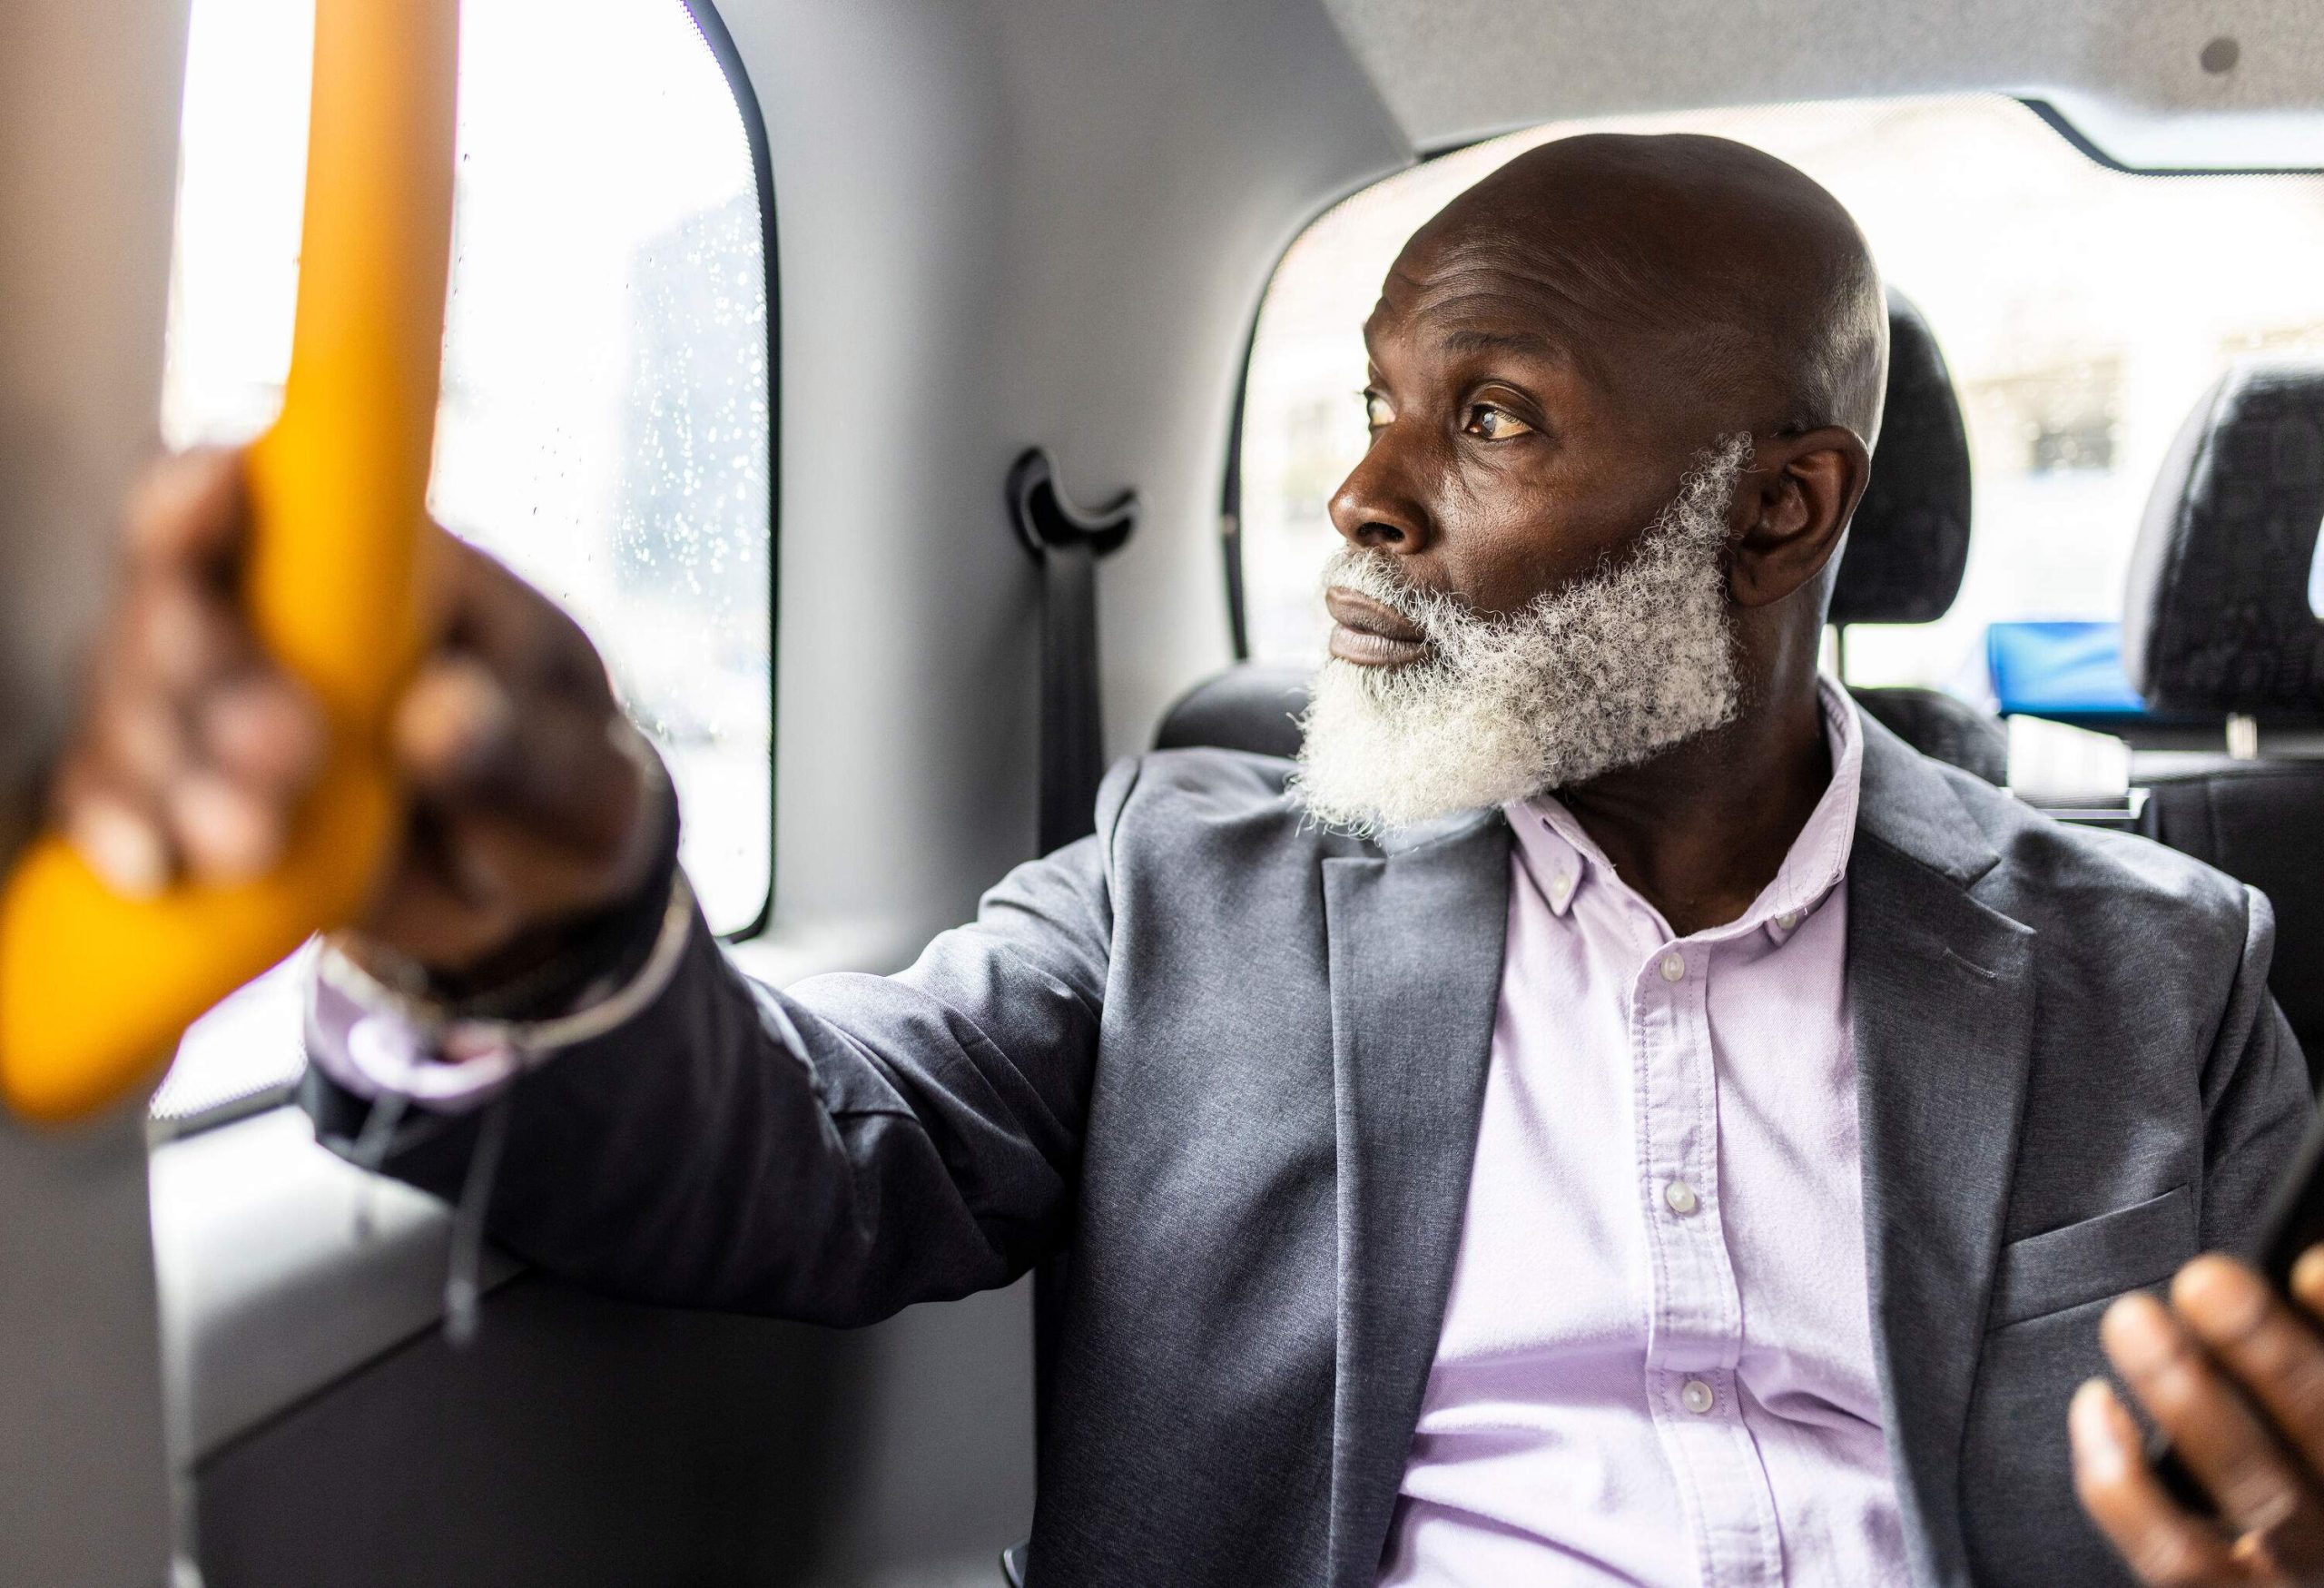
[1008,448,1137,562]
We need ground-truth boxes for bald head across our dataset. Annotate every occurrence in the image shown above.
[1318,131,1886,834]
[1406,133,1888,448]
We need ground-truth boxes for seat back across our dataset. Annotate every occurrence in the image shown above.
[1153,663,1306,758]
[1830,291,1973,627]
[1830,290,2006,785]
[2123,360,2324,1071]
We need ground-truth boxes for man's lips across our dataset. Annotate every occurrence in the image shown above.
[1324,587,1430,666]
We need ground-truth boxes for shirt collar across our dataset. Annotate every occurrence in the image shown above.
[1504,676,1865,945]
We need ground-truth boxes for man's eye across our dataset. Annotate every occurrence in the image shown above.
[1463,404,1535,440]
[1362,390,1394,430]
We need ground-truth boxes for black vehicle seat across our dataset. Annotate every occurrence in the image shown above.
[1828,290,2005,784]
[1160,291,2008,784]
[1155,661,1307,759]
[2122,360,2324,1070]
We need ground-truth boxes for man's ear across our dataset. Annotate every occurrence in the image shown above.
[1727,426,1871,610]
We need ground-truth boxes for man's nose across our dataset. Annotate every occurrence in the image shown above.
[1327,434,1434,556]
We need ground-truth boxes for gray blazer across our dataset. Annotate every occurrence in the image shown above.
[325,716,2313,1587]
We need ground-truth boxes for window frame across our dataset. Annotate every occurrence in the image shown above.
[680,0,783,944]
[1216,133,1475,663]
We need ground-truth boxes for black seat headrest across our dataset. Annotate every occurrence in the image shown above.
[1828,291,1974,626]
[1154,662,1308,760]
[2123,360,2324,717]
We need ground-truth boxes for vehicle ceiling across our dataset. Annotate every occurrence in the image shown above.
[1322,0,2324,164]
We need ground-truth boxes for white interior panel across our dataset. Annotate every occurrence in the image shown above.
[0,5,189,1584]
[1323,0,2324,163]
[715,0,1408,982]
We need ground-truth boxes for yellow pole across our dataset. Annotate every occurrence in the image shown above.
[0,0,458,1122]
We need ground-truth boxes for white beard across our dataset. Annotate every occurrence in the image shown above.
[1290,435,1751,837]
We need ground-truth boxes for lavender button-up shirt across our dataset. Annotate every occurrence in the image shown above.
[1378,678,1906,1587]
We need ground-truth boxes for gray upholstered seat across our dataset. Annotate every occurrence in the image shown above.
[2123,360,2324,1073]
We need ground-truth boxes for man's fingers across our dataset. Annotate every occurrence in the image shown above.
[2073,1377,2241,1584]
[123,576,254,693]
[438,537,614,703]
[161,768,288,884]
[2290,1248,2324,1327]
[392,656,646,863]
[54,761,173,900]
[61,730,298,893]
[2104,1289,2322,1546]
[89,687,190,791]
[359,816,537,972]
[124,447,248,573]
[84,500,648,972]
[195,671,326,796]
[359,791,660,972]
[2174,1256,2324,1489]
[63,629,323,893]
[367,652,664,972]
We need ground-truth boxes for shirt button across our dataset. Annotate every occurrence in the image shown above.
[1776,910,1801,931]
[1659,952,1686,982]
[1681,1379,1716,1415]
[1664,1179,1699,1216]
[1550,872,1575,904]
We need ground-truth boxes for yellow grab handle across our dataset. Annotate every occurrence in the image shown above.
[0,0,459,1122]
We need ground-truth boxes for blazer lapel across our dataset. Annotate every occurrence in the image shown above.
[1321,812,1511,1588]
[1849,724,2037,1588]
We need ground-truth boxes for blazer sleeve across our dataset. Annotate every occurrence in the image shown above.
[303,760,1135,1327]
[2194,883,2316,1253]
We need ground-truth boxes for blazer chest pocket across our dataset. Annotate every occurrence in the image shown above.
[1989,1185,2195,1330]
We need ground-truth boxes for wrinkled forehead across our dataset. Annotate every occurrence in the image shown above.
[1364,219,1710,390]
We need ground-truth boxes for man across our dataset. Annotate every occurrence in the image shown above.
[56,133,2324,1585]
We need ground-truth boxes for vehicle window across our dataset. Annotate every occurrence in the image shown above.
[1236,94,2324,697]
[153,0,771,1129]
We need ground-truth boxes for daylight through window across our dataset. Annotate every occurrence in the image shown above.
[153,0,771,1127]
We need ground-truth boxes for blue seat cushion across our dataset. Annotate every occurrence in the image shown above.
[1986,620,2147,719]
